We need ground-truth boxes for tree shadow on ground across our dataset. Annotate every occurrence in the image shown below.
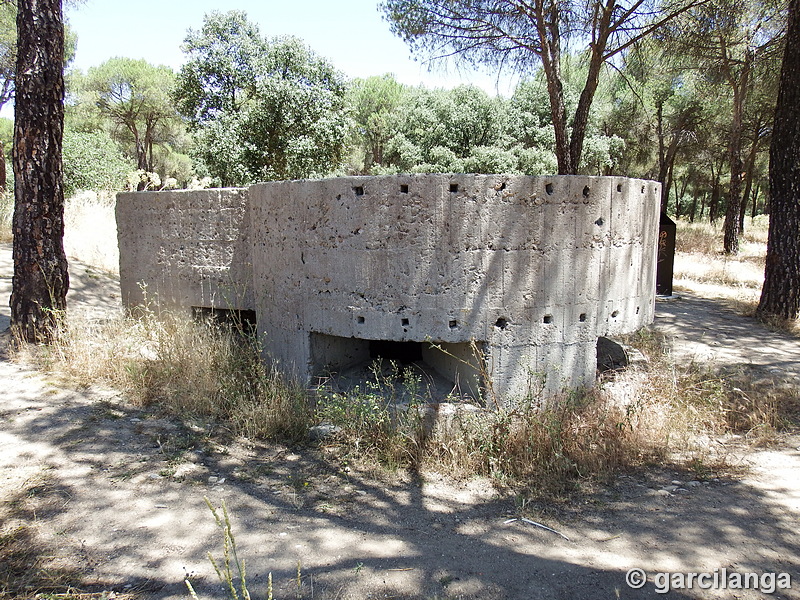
[2,366,799,600]
[0,473,150,599]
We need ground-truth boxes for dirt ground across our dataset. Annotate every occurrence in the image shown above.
[2,243,800,600]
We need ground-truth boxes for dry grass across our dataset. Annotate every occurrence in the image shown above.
[674,218,766,297]
[17,308,312,443]
[16,307,686,496]
[673,217,800,336]
[63,191,120,274]
[0,190,11,243]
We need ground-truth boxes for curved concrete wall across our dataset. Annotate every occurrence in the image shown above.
[117,174,660,403]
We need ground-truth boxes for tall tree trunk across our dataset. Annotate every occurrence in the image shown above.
[655,100,681,214]
[758,0,800,320]
[710,181,721,224]
[10,0,68,343]
[751,182,760,219]
[569,45,604,174]
[739,121,763,231]
[723,54,752,254]
[535,0,571,174]
[689,193,699,222]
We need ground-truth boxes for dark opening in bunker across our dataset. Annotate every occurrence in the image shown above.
[310,333,485,401]
[369,340,423,364]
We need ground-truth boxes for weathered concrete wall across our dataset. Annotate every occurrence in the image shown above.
[117,188,253,312]
[249,175,659,401]
[117,174,660,403]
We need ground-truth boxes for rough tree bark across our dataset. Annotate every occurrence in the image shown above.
[758,0,800,320]
[10,0,69,342]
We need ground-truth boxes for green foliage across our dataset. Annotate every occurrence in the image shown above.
[0,116,11,151]
[0,2,15,111]
[346,74,627,176]
[347,74,408,171]
[176,11,348,185]
[315,361,427,468]
[74,57,183,179]
[462,145,518,174]
[62,129,134,196]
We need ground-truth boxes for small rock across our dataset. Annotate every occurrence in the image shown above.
[663,485,679,493]
[208,476,219,484]
[686,481,702,487]
[671,480,682,486]
[309,423,341,441]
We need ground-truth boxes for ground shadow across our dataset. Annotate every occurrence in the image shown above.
[2,372,798,600]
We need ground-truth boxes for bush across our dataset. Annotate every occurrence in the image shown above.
[62,129,135,196]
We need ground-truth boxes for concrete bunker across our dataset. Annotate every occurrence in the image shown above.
[116,174,660,405]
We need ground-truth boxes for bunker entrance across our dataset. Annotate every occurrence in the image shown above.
[310,333,485,402]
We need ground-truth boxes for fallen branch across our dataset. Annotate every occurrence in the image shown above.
[505,517,571,541]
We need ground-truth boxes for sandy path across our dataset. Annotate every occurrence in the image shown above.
[1,245,799,600]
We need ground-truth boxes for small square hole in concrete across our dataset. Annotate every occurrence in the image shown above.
[495,317,509,330]
[545,183,554,195]
[617,184,623,192]
[400,184,409,194]
[353,186,364,196]
[449,319,458,329]
[582,186,590,197]
[579,313,587,322]
[543,314,553,324]
[449,183,459,193]
[357,316,365,324]
[401,317,410,326]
